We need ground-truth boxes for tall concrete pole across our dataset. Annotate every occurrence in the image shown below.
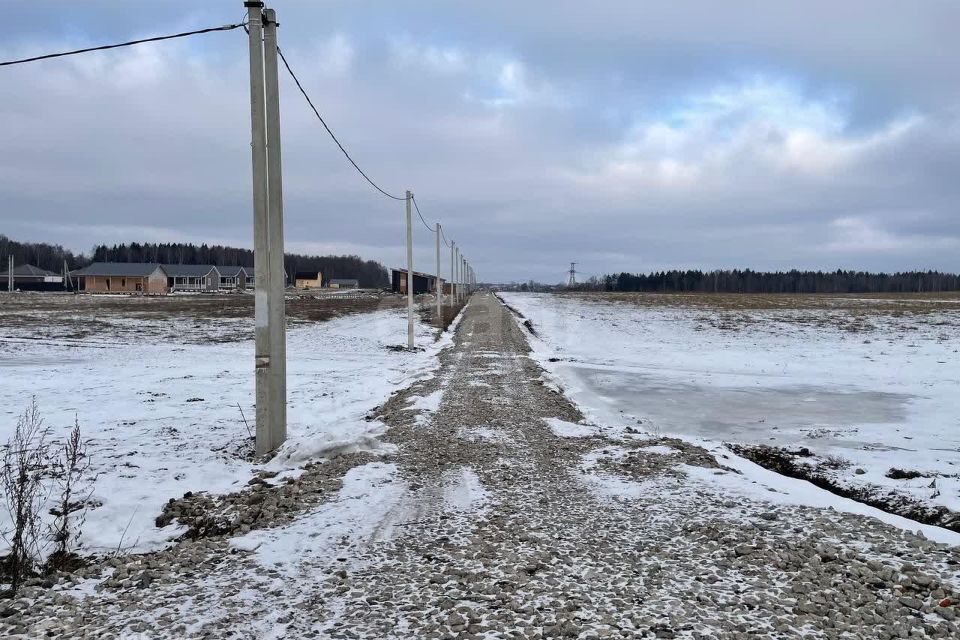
[449,241,455,310]
[406,190,414,349]
[454,246,460,304]
[435,223,442,325]
[245,1,274,456]
[263,7,287,451]
[7,255,13,292]
[461,256,466,302]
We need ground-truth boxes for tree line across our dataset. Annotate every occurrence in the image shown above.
[574,269,960,294]
[0,234,86,273]
[1,235,389,288]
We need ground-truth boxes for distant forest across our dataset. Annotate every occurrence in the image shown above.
[0,235,86,272]
[1,235,389,288]
[577,270,960,294]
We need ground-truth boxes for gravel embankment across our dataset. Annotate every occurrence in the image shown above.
[4,292,958,639]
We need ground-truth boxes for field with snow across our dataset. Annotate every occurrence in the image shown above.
[501,291,960,532]
[0,292,443,557]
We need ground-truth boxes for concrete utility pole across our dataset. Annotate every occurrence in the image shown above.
[461,256,467,302]
[454,246,460,304]
[435,223,442,325]
[7,255,13,292]
[246,1,284,456]
[263,7,287,451]
[450,241,456,309]
[406,190,414,349]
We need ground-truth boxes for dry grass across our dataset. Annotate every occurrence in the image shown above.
[558,291,960,334]
[0,291,409,344]
[562,291,960,312]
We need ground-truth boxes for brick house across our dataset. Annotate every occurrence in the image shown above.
[72,263,169,294]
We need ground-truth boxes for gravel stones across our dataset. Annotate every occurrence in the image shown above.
[5,293,959,639]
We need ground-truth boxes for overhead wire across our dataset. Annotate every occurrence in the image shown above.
[0,23,246,67]
[276,46,406,201]
[411,195,437,233]
[2,16,471,268]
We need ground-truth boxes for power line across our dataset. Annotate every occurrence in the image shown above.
[412,195,454,247]
[3,18,465,256]
[276,46,406,201]
[0,23,246,67]
[411,195,436,232]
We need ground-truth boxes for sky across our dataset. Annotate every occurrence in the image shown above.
[1,1,958,283]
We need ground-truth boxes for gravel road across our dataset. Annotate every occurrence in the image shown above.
[5,292,958,638]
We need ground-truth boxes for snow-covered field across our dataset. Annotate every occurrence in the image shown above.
[501,292,960,534]
[0,296,445,556]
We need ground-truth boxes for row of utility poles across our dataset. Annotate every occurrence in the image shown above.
[404,191,476,349]
[245,2,476,455]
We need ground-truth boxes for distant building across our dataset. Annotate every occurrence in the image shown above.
[163,264,221,292]
[0,264,64,291]
[218,266,249,291]
[328,278,359,289]
[295,271,323,289]
[391,268,436,295]
[0,264,61,283]
[72,263,169,294]
[246,268,288,289]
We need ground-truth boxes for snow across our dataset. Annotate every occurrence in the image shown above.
[442,467,489,513]
[682,451,960,546]
[640,444,678,456]
[231,461,407,571]
[0,306,445,556]
[502,292,960,540]
[407,389,444,412]
[543,417,597,438]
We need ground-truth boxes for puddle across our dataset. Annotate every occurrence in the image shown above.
[565,364,911,449]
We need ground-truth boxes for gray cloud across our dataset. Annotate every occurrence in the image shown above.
[1,1,958,282]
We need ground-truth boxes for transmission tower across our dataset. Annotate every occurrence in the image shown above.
[567,262,577,287]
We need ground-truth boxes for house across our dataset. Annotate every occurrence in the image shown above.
[1,264,64,291]
[295,271,323,289]
[244,268,288,289]
[72,263,169,294]
[391,268,436,295]
[218,266,249,291]
[328,278,359,289]
[163,264,221,292]
[0,264,62,284]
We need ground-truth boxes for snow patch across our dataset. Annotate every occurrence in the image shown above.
[544,417,598,438]
[231,462,407,572]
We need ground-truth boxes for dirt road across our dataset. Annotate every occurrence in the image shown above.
[6,293,959,638]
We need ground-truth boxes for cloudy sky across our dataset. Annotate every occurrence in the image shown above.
[2,1,958,283]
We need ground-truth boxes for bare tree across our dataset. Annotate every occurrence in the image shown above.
[47,417,94,572]
[1,398,51,595]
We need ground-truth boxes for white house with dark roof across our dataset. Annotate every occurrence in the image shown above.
[218,266,249,291]
[162,264,221,292]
